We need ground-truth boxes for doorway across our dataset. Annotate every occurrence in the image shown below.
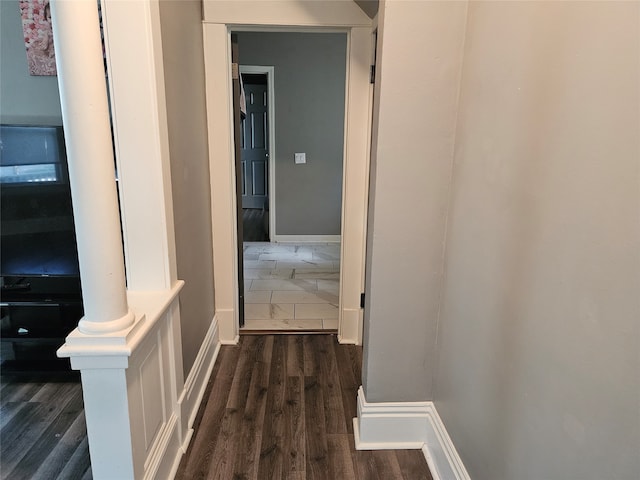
[236,32,346,333]
[203,8,373,344]
[240,66,275,243]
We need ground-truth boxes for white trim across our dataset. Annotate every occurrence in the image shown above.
[177,315,221,453]
[273,235,341,243]
[338,307,362,345]
[203,0,371,27]
[203,5,373,345]
[354,386,470,480]
[59,282,184,363]
[165,316,224,480]
[239,65,276,241]
[353,386,430,449]
[422,444,441,480]
[232,26,354,34]
[204,25,241,344]
[144,413,181,480]
[337,26,372,345]
[60,283,187,479]
[220,336,240,345]
[215,308,239,344]
[102,0,178,290]
[423,401,471,480]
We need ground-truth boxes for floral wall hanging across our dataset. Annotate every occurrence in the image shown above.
[19,0,57,76]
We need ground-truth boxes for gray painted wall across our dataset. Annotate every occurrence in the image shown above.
[363,1,639,479]
[0,0,62,124]
[434,3,640,479]
[159,1,215,377]
[354,0,379,19]
[237,32,346,236]
[362,1,467,402]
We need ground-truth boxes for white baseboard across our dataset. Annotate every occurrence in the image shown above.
[338,308,362,345]
[353,386,469,480]
[216,308,239,344]
[423,402,470,480]
[272,234,341,243]
[176,315,221,461]
[353,386,430,449]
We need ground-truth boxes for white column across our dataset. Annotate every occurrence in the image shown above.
[50,0,133,334]
[50,2,193,478]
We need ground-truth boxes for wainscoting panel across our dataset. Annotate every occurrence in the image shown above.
[127,309,181,480]
[178,315,221,452]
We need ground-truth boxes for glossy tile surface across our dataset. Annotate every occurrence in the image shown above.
[242,242,340,331]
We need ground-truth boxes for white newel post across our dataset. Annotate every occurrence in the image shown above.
[50,1,188,479]
[49,0,138,478]
[50,0,134,335]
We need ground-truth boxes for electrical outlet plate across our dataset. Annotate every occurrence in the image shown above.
[294,152,306,164]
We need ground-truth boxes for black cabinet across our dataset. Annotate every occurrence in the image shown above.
[0,279,83,371]
[1,300,82,338]
[1,125,83,372]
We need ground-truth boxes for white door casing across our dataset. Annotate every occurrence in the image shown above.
[203,0,373,345]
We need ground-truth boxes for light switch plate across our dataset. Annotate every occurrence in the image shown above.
[294,152,306,164]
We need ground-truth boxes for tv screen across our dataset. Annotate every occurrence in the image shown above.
[1,231,80,277]
[0,125,79,278]
[0,125,66,184]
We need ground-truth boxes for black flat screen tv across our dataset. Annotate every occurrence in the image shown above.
[0,125,81,281]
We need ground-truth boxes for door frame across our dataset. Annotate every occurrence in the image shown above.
[239,65,276,241]
[203,1,373,345]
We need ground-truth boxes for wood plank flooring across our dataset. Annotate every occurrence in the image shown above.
[0,372,92,480]
[0,335,432,480]
[175,335,432,480]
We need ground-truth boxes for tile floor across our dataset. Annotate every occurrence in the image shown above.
[241,242,340,331]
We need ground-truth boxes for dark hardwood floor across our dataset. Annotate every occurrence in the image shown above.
[0,336,432,480]
[175,335,433,480]
[243,208,269,242]
[0,372,92,480]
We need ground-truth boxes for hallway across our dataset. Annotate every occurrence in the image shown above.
[175,335,432,479]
